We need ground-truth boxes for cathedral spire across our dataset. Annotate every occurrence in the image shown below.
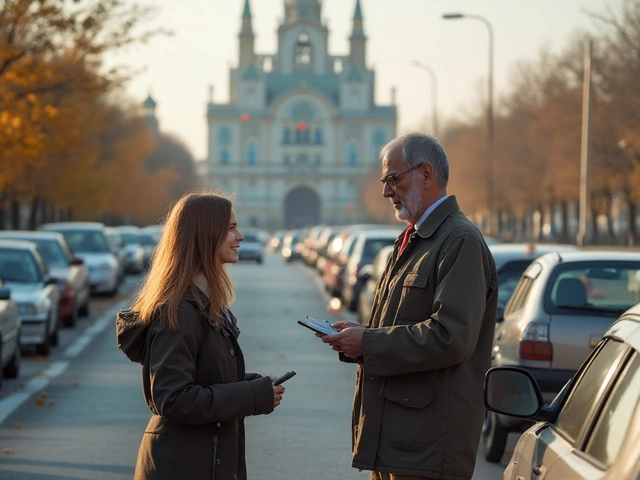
[239,0,255,68]
[349,0,367,67]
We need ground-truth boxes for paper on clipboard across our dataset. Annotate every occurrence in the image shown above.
[297,316,339,336]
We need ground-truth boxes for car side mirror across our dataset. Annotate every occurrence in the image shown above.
[0,286,11,300]
[484,367,543,417]
[71,257,84,266]
[45,276,59,287]
[495,307,505,323]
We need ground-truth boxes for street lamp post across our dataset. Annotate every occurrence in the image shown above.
[443,12,494,237]
[411,61,439,138]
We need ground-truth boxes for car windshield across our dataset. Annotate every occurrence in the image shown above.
[243,233,259,243]
[550,263,640,312]
[120,232,139,244]
[59,230,111,253]
[138,233,158,246]
[0,249,41,283]
[31,239,69,267]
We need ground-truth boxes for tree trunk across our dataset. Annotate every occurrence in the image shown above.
[0,190,5,230]
[28,196,41,231]
[629,202,638,246]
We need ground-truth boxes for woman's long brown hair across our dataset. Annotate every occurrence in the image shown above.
[131,192,235,330]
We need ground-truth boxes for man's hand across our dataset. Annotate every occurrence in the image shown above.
[320,322,365,359]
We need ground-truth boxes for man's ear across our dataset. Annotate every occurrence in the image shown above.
[421,163,433,184]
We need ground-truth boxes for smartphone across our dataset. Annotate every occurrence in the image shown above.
[273,370,297,386]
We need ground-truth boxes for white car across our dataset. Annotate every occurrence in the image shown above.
[39,222,120,297]
[0,276,21,387]
[0,240,60,355]
[0,231,91,327]
[114,226,145,274]
[485,302,640,480]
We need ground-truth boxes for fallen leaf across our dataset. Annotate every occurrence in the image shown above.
[39,391,48,399]
[15,422,23,429]
[48,401,55,407]
[71,381,79,387]
[34,399,44,406]
[3,448,13,454]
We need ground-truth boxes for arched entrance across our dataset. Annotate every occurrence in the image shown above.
[284,187,320,228]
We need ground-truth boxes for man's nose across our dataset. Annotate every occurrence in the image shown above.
[382,182,394,198]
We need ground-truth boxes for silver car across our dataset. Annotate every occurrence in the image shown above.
[485,302,640,480]
[39,222,120,297]
[484,250,640,462]
[114,226,145,274]
[0,240,60,355]
[0,231,91,327]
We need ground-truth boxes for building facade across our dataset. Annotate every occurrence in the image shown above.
[204,0,397,230]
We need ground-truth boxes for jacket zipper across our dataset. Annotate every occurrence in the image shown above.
[212,434,219,480]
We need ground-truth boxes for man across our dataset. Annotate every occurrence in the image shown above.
[321,133,498,480]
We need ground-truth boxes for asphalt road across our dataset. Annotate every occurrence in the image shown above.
[0,252,510,479]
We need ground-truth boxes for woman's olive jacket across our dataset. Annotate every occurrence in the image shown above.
[116,293,274,480]
[348,196,499,480]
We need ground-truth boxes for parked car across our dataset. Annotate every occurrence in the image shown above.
[490,243,580,317]
[323,224,400,298]
[357,245,394,325]
[281,229,305,263]
[269,230,287,253]
[114,226,145,274]
[238,230,263,264]
[137,228,160,268]
[0,239,60,355]
[0,276,21,387]
[0,231,91,326]
[485,301,640,479]
[341,228,402,312]
[484,250,640,462]
[39,222,120,297]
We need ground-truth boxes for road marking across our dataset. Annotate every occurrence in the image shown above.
[0,299,130,425]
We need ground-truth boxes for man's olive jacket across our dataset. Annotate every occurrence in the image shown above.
[350,196,498,480]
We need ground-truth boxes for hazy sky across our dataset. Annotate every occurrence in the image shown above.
[108,0,615,160]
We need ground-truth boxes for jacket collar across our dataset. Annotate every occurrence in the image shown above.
[415,195,460,239]
[183,288,240,338]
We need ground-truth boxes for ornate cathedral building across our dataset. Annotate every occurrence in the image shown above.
[204,0,397,230]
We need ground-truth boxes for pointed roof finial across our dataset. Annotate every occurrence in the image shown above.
[243,0,251,18]
[354,0,363,19]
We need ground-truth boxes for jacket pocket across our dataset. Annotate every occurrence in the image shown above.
[380,378,444,452]
[403,272,428,288]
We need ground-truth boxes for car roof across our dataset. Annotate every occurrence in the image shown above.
[489,243,580,269]
[606,314,640,352]
[0,238,40,251]
[39,222,105,230]
[355,228,402,239]
[0,230,64,241]
[538,250,640,263]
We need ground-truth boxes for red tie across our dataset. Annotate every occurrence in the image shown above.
[398,224,415,255]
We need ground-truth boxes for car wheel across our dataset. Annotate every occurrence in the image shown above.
[257,258,263,265]
[482,411,508,463]
[50,315,59,347]
[79,295,90,317]
[64,301,78,328]
[36,323,51,356]
[3,341,21,379]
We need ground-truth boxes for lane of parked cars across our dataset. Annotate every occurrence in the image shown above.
[0,222,162,389]
[270,223,640,478]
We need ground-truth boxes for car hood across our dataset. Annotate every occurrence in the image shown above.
[75,252,116,267]
[49,266,71,281]
[3,282,47,302]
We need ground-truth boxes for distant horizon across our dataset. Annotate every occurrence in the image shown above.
[107,0,610,160]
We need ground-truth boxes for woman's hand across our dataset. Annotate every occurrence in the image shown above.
[272,383,285,408]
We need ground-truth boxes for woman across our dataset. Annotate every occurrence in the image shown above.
[116,192,284,480]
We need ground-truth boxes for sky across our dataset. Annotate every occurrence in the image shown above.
[107,0,617,160]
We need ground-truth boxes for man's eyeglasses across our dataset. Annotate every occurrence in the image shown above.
[380,163,424,189]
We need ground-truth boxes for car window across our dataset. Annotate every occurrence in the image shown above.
[585,351,640,467]
[497,262,533,309]
[33,239,69,267]
[61,230,111,253]
[243,233,259,242]
[0,249,42,282]
[555,339,628,443]
[363,238,395,259]
[504,276,535,316]
[548,264,640,313]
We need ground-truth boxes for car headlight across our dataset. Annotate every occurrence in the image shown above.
[17,303,38,315]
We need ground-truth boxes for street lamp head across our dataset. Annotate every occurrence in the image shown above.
[442,13,464,19]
